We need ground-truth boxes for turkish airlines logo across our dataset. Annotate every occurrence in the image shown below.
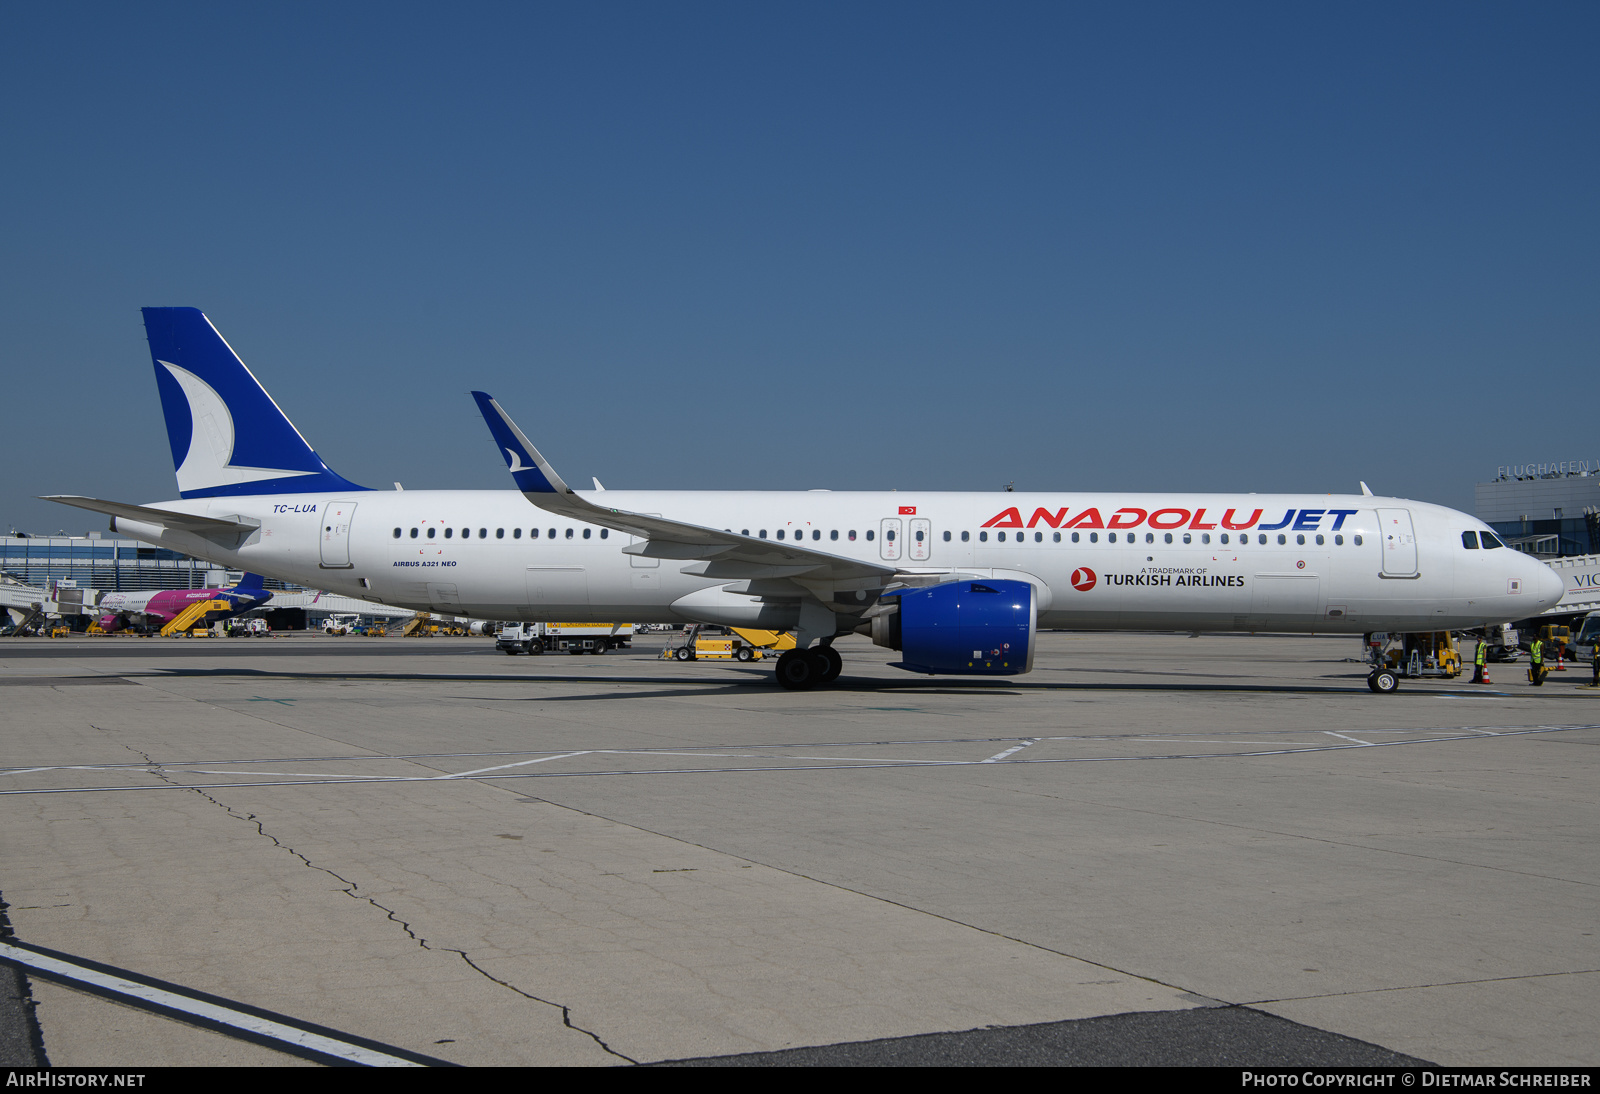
[899,506,916,515]
[1071,567,1097,592]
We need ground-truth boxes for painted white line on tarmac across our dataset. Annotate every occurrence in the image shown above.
[0,941,448,1067]
[982,739,1038,763]
[1323,732,1374,746]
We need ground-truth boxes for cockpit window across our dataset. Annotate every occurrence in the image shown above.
[1480,531,1504,549]
[1461,531,1479,549]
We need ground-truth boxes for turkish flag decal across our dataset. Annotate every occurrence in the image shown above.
[899,506,916,515]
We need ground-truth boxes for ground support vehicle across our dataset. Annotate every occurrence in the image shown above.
[497,622,634,655]
[660,625,796,663]
[1364,631,1461,692]
[1571,612,1600,664]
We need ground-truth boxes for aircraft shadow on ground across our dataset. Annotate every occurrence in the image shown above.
[98,665,1414,700]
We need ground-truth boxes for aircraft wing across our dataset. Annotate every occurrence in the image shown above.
[41,496,259,536]
[471,392,896,584]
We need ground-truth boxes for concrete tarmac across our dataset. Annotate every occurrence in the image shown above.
[0,631,1594,1066]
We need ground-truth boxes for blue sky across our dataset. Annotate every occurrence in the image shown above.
[3,2,1595,534]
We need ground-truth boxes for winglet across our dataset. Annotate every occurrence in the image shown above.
[470,391,574,496]
[1360,481,1374,496]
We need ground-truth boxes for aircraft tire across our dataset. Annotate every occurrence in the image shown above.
[1368,670,1399,694]
[817,646,843,682]
[775,649,818,691]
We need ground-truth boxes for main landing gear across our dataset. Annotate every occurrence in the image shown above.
[775,645,843,691]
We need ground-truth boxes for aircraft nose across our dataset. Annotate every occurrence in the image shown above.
[1536,562,1566,611]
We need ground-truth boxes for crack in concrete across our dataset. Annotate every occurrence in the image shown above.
[108,733,634,1064]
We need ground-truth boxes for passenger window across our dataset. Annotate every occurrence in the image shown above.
[1277,534,1286,545]
[565,528,573,539]
[409,528,418,539]
[1145,533,1154,544]
[866,530,875,541]
[1089,532,1098,543]
[600,529,608,539]
[1181,533,1190,544]
[979,531,988,542]
[1220,533,1228,544]
[917,531,926,542]
[444,528,453,539]
[1108,533,1117,543]
[1354,535,1363,546]
[480,528,488,538]
[942,531,951,542]
[427,527,436,539]
[513,528,522,539]
[997,532,1005,542]
[760,530,767,539]
[1165,533,1174,544]
[887,530,895,541]
[741,529,749,536]
[960,531,969,542]
[530,528,539,539]
[777,529,785,540]
[583,528,591,539]
[1071,532,1079,543]
[1296,534,1304,545]
[831,530,839,541]
[547,529,555,539]
[1334,534,1342,545]
[1481,532,1503,549]
[1052,532,1060,542]
[1260,534,1269,545]
[1315,534,1324,545]
[392,527,401,539]
[814,530,821,541]
[496,528,504,539]
[1201,533,1209,544]
[1034,531,1042,542]
[849,530,857,541]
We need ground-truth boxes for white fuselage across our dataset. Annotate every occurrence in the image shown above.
[109,489,1563,634]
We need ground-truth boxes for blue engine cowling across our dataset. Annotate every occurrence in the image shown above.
[880,579,1036,675]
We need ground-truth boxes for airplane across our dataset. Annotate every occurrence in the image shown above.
[45,307,1565,691]
[95,572,273,633]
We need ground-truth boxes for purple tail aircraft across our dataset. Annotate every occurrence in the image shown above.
[95,573,272,632]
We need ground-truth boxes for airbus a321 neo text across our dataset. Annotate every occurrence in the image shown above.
[46,309,1564,691]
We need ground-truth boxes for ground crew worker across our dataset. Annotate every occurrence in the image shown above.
[1592,645,1599,688]
[1530,636,1545,686]
[1473,638,1489,684]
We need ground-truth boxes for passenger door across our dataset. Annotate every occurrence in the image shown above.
[320,502,357,569]
[1377,508,1418,575]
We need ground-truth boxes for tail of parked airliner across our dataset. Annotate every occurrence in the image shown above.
[142,308,368,498]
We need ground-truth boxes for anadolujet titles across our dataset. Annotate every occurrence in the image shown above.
[46,308,1564,691]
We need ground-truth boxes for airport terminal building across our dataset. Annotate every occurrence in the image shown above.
[1475,462,1600,558]
[2,531,252,592]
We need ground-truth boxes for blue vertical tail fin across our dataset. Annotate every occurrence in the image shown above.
[142,308,368,498]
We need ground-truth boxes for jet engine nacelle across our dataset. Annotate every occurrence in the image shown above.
[873,579,1036,676]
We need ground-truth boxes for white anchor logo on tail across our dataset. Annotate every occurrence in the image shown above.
[159,362,315,494]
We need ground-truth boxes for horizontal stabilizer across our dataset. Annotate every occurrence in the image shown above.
[40,495,258,536]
